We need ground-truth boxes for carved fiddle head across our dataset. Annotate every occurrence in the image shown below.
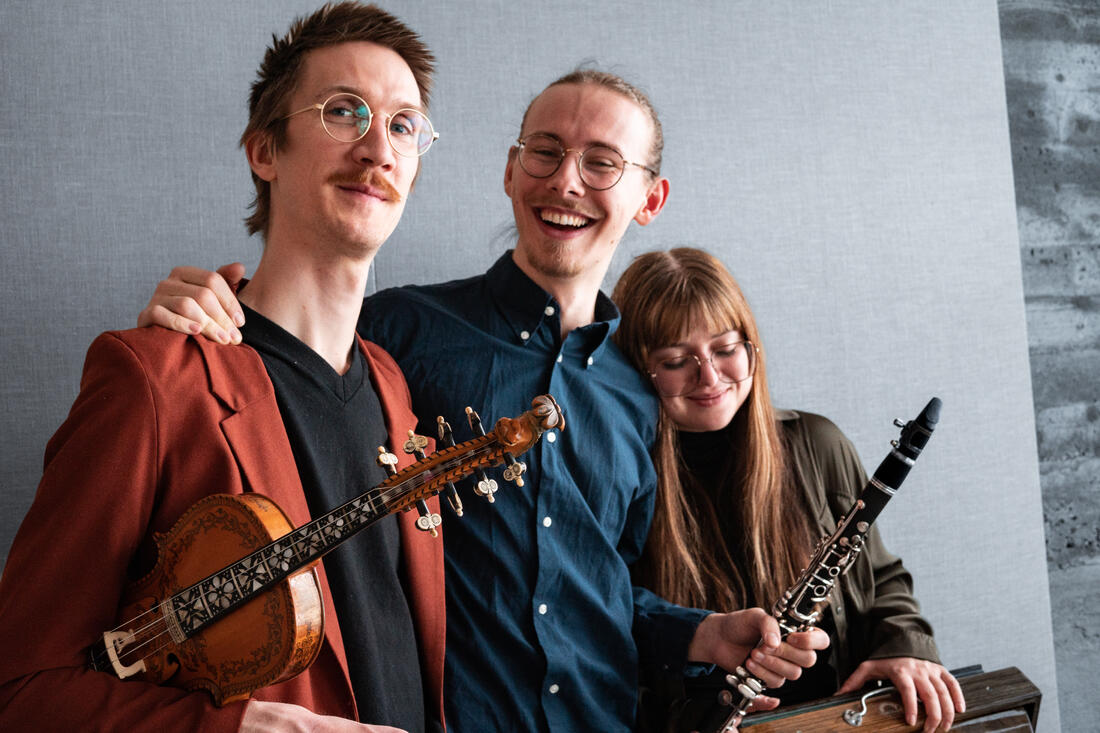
[531,394,565,432]
[492,394,565,452]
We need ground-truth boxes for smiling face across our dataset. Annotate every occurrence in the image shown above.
[504,82,668,284]
[248,41,422,262]
[649,328,755,433]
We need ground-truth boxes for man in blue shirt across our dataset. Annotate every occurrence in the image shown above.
[138,69,826,732]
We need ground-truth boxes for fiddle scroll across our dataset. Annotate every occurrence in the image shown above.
[87,395,564,705]
[708,397,941,733]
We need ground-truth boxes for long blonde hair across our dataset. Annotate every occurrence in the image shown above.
[612,248,813,610]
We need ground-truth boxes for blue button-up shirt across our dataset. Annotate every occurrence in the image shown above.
[359,252,707,732]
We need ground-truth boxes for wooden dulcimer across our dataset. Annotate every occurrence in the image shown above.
[86,394,564,705]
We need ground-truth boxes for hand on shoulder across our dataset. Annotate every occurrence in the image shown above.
[137,263,246,344]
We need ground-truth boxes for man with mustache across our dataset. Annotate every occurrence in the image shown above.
[0,4,445,731]
[135,70,828,732]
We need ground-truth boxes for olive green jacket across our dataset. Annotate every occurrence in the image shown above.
[636,410,940,732]
[780,408,940,679]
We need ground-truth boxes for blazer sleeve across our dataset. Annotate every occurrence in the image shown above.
[0,333,247,732]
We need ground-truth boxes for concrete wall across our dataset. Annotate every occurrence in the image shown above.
[999,2,1100,731]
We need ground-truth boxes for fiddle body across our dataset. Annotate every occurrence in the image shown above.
[102,493,323,705]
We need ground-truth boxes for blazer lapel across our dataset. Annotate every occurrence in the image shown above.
[360,337,447,726]
[193,336,355,699]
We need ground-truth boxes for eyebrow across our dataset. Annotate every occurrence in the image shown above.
[527,131,625,157]
[657,331,742,351]
[315,84,425,114]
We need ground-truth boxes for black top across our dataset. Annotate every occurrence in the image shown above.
[240,304,425,732]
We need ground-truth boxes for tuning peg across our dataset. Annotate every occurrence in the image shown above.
[403,430,429,459]
[501,452,526,487]
[414,499,442,537]
[894,418,906,428]
[437,417,464,516]
[466,406,485,436]
[472,468,498,503]
[376,446,399,476]
[466,407,498,501]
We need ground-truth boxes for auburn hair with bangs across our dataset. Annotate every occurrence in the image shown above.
[612,248,815,611]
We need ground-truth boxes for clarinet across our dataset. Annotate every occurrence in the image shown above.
[705,397,942,733]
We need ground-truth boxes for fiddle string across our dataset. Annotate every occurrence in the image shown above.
[97,440,502,669]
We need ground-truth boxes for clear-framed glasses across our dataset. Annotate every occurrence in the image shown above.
[648,341,758,398]
[515,133,657,190]
[282,92,438,157]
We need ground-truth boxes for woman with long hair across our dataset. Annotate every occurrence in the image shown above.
[612,248,964,733]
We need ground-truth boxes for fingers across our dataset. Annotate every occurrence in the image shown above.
[139,303,203,336]
[744,647,806,689]
[749,693,779,712]
[215,262,247,290]
[745,634,824,688]
[836,665,870,695]
[891,672,921,728]
[923,665,963,732]
[911,674,941,732]
[138,267,244,343]
[754,611,782,650]
[172,265,245,334]
[787,627,830,651]
[924,673,954,732]
[945,669,966,716]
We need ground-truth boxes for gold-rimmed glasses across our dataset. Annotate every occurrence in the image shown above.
[515,133,657,190]
[282,92,438,157]
[648,341,758,397]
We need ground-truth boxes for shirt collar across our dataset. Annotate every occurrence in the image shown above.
[486,251,622,360]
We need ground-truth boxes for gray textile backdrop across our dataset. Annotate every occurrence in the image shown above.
[0,1,1061,730]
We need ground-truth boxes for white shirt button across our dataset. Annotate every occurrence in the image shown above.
[538,603,548,615]
[542,516,552,527]
[544,306,555,316]
[555,353,563,363]
[520,330,530,341]
[546,432,556,443]
[586,356,594,367]
[549,683,560,694]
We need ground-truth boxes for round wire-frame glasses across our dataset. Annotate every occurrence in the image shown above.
[647,341,758,398]
[282,92,438,157]
[515,133,657,190]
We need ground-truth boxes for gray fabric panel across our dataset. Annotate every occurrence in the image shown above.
[0,1,1059,729]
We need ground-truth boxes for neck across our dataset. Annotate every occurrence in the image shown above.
[510,248,608,337]
[240,235,371,374]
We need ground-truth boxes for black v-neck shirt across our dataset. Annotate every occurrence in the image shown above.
[240,304,425,732]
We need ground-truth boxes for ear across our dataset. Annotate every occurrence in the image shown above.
[245,130,278,183]
[633,176,669,226]
[503,146,519,196]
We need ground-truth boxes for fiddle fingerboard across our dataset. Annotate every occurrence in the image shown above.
[166,491,389,640]
[164,432,499,640]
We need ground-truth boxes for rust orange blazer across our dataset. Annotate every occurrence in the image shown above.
[0,327,445,732]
